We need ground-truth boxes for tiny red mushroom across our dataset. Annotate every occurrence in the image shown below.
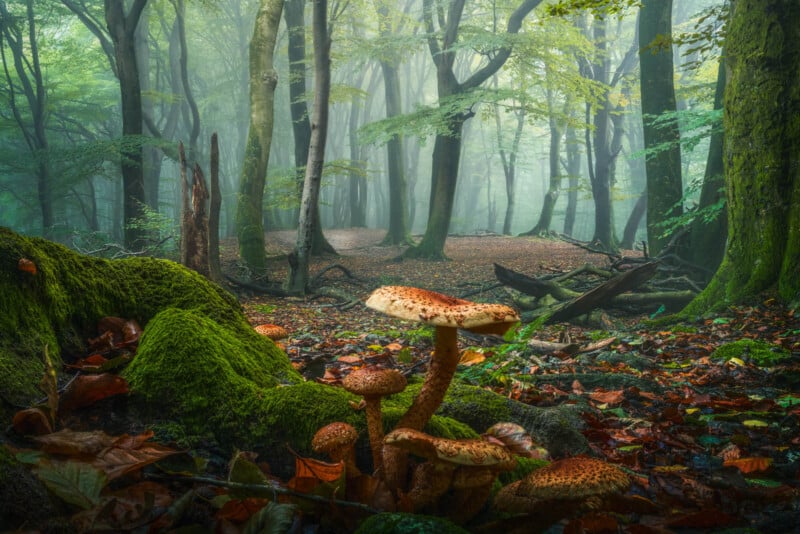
[342,367,407,473]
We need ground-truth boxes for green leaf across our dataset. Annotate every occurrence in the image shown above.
[34,461,107,509]
[396,347,413,364]
[243,501,297,534]
[776,394,800,409]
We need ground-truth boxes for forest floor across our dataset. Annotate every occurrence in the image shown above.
[11,229,800,533]
[233,229,800,533]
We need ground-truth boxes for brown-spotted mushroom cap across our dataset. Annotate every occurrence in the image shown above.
[254,323,288,341]
[517,456,629,499]
[312,422,361,477]
[365,286,520,335]
[384,428,517,470]
[343,368,407,472]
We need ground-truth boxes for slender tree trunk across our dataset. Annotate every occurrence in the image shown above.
[522,84,562,236]
[287,0,331,294]
[687,56,727,274]
[621,191,647,249]
[684,0,800,313]
[235,0,283,277]
[105,0,149,250]
[639,0,683,256]
[563,124,580,236]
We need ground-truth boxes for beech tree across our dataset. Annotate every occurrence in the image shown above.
[639,0,682,256]
[685,0,800,313]
[235,0,283,277]
[403,0,542,259]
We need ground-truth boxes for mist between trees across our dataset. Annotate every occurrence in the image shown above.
[0,0,728,265]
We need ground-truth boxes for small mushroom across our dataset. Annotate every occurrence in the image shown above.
[311,422,361,478]
[384,427,517,520]
[494,456,630,518]
[365,286,518,490]
[254,323,288,341]
[483,422,549,460]
[342,367,407,472]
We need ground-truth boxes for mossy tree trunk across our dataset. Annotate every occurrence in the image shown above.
[235,0,283,278]
[684,0,800,313]
[639,0,683,256]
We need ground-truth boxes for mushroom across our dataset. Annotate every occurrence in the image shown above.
[342,367,407,473]
[365,286,518,490]
[483,422,549,460]
[384,427,517,521]
[254,323,288,341]
[493,456,630,519]
[311,422,361,478]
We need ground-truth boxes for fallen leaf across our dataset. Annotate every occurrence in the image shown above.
[723,456,773,474]
[34,429,114,456]
[459,349,486,366]
[59,373,129,414]
[12,407,53,436]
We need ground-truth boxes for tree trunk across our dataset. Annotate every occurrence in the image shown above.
[403,0,542,259]
[639,0,683,256]
[234,0,283,278]
[563,124,581,236]
[621,191,647,249]
[105,0,149,250]
[375,0,412,244]
[0,0,53,236]
[684,0,800,313]
[347,76,367,227]
[687,56,727,274]
[522,84,562,236]
[283,0,335,255]
[287,0,331,294]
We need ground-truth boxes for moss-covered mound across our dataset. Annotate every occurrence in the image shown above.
[354,512,469,534]
[0,226,298,422]
[711,338,791,367]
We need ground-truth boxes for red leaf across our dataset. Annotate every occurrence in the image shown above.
[723,456,772,474]
[12,407,53,436]
[59,373,129,413]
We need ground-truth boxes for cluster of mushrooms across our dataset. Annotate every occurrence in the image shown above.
[310,286,631,524]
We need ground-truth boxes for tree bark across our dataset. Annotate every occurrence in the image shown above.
[105,0,149,250]
[563,124,581,236]
[287,0,331,294]
[687,55,727,274]
[684,0,800,313]
[235,0,283,278]
[639,0,683,256]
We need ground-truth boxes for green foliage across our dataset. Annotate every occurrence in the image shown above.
[355,513,469,534]
[545,0,641,17]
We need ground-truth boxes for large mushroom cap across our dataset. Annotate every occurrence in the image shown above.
[343,367,407,397]
[517,456,630,500]
[384,428,517,470]
[365,286,519,335]
[312,422,358,456]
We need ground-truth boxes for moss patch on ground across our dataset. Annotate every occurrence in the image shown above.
[711,338,791,367]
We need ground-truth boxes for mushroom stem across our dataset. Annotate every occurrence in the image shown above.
[384,326,459,492]
[396,325,459,430]
[363,398,385,472]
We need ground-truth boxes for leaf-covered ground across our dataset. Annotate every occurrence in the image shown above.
[7,230,799,532]
[240,230,800,532]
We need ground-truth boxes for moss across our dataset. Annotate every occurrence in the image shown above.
[354,512,469,534]
[497,456,550,486]
[0,227,265,422]
[711,339,790,367]
[0,445,66,529]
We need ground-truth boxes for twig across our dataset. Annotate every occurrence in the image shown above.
[144,473,380,514]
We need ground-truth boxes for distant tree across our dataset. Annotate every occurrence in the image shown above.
[639,0,682,256]
[235,0,283,277]
[0,0,53,236]
[404,0,543,259]
[287,0,332,294]
[685,0,800,313]
[283,0,335,255]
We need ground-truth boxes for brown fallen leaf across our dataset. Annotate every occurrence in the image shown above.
[34,429,114,456]
[59,373,129,414]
